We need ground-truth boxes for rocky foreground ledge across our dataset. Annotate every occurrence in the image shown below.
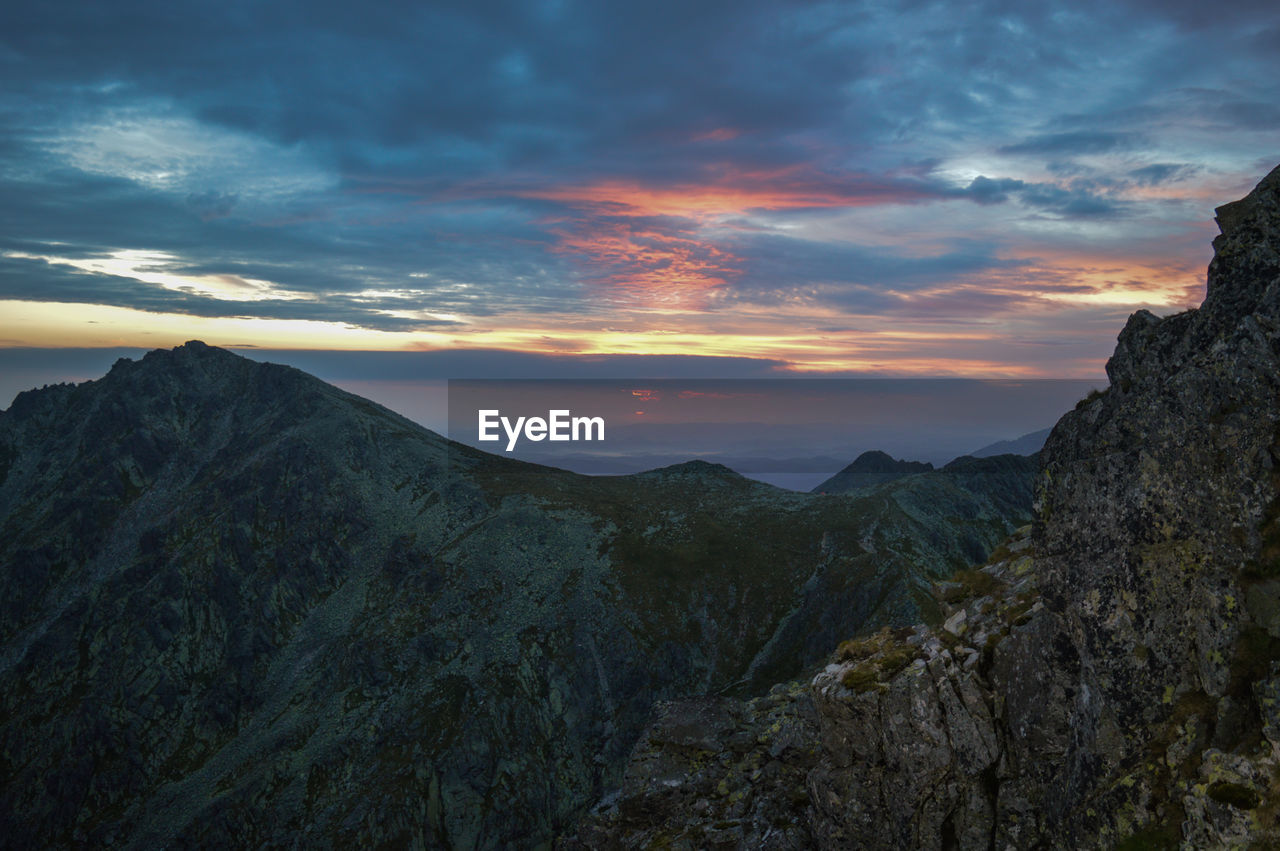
[565,163,1280,849]
[566,529,1039,848]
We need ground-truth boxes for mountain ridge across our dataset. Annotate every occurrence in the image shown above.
[0,339,1036,847]
[968,427,1050,459]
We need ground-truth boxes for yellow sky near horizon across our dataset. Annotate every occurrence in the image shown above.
[0,215,1210,380]
[0,289,1192,378]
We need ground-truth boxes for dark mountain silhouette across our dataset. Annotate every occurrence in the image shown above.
[0,341,1034,847]
[811,449,935,494]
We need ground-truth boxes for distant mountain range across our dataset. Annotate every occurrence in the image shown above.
[810,433,1049,496]
[507,428,1050,490]
[0,342,1036,847]
[969,427,1052,458]
[811,449,935,494]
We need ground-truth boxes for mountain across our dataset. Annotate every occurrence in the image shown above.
[567,163,1280,847]
[968,427,1051,458]
[811,450,935,494]
[0,342,1034,847]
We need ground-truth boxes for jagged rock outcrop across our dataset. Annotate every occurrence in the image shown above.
[573,163,1280,848]
[568,527,1038,849]
[0,343,1034,847]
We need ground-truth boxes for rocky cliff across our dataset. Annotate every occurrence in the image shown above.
[1003,161,1280,847]
[571,164,1280,848]
[0,343,1033,847]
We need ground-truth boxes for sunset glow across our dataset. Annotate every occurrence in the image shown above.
[1,0,1277,384]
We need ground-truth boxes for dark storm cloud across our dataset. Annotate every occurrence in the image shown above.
[1121,0,1280,29]
[2,0,860,178]
[1087,88,1280,135]
[1199,96,1280,130]
[185,191,239,221]
[1014,183,1123,218]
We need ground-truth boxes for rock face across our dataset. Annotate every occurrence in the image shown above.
[0,343,1033,847]
[573,163,1280,848]
[1001,162,1280,846]
[564,682,823,850]
[812,450,935,494]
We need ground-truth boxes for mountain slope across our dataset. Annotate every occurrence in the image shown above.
[0,342,1034,847]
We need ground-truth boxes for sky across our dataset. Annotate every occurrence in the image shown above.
[2,0,1279,382]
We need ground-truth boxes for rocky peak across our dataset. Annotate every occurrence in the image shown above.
[108,339,257,387]
[844,449,933,475]
[1106,164,1280,393]
[1210,163,1280,301]
[1198,163,1280,345]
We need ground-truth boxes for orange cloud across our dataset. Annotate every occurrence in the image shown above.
[416,166,944,306]
[547,218,741,306]
[514,167,940,305]
[521,167,932,221]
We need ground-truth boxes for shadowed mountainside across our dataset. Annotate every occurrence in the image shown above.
[0,342,1035,848]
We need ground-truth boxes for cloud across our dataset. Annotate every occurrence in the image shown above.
[1016,183,1123,218]
[0,0,1276,369]
[725,235,1019,296]
[954,175,1124,218]
[1128,163,1197,186]
[0,252,463,332]
[998,131,1138,157]
[963,176,1027,205]
[184,190,239,220]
